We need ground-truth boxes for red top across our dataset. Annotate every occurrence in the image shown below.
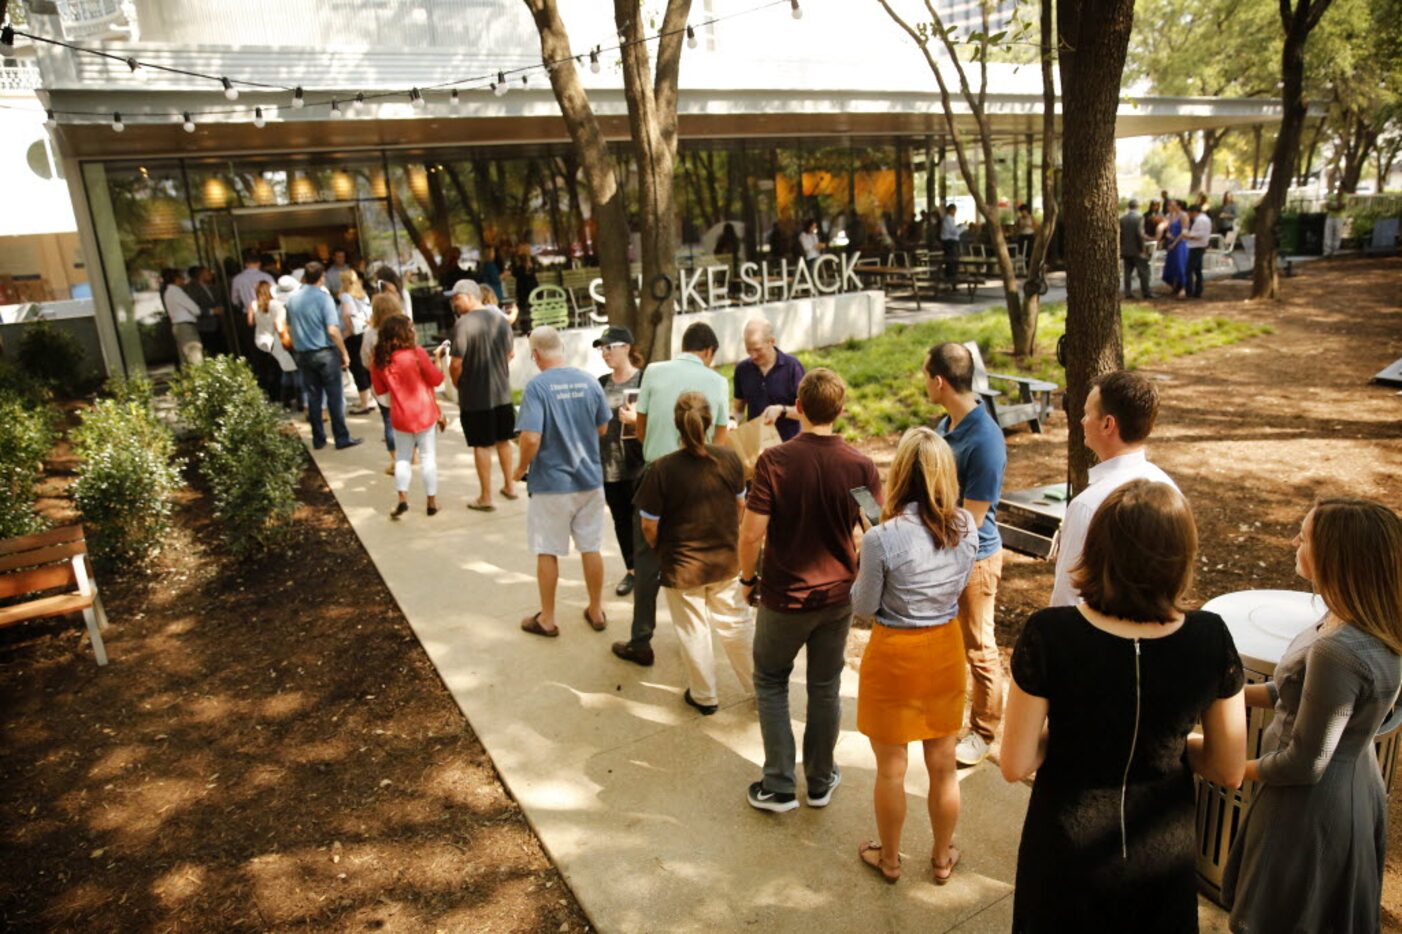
[370,346,445,434]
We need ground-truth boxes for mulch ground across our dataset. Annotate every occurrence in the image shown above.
[0,256,1397,931]
[0,445,590,931]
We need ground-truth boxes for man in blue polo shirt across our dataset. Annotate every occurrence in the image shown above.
[732,318,805,441]
[287,261,360,451]
[926,342,1006,766]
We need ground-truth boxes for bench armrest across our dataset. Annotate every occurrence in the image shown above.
[987,371,1057,392]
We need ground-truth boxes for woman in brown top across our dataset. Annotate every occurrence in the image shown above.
[635,392,754,716]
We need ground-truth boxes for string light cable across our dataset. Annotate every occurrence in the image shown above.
[7,0,802,128]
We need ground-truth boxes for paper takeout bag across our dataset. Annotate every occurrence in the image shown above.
[726,416,783,479]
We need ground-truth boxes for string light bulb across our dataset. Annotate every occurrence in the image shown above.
[126,57,146,81]
[410,87,425,109]
[329,99,343,118]
[253,106,265,128]
[221,76,238,100]
[352,92,365,111]
[44,109,57,129]
[590,47,601,73]
[520,74,529,87]
[292,86,305,109]
[111,111,124,132]
[687,25,697,49]
[182,112,195,133]
[450,88,460,108]
[494,71,508,96]
[791,0,802,19]
[1,25,14,56]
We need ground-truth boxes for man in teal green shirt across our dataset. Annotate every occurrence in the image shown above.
[612,321,731,667]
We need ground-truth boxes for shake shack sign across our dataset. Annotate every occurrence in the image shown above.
[588,253,869,311]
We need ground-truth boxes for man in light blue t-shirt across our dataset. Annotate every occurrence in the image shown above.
[513,327,613,638]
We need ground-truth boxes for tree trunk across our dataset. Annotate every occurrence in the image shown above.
[1296,114,1328,185]
[615,0,691,363]
[1252,0,1334,300]
[1176,129,1226,197]
[1022,0,1061,352]
[1058,0,1134,492]
[875,0,1032,355]
[1251,125,1263,188]
[1338,111,1377,195]
[524,0,637,333]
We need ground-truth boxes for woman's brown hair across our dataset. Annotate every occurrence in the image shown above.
[882,426,966,549]
[1308,498,1402,654]
[369,292,403,330]
[673,391,712,459]
[372,314,417,370]
[1072,479,1197,623]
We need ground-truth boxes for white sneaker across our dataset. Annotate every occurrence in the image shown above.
[955,733,990,767]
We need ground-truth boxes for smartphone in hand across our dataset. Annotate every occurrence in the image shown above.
[849,486,881,527]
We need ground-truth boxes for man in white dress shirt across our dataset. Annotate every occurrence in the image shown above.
[1050,370,1178,605]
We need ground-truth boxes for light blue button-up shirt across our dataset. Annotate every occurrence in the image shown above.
[851,502,979,628]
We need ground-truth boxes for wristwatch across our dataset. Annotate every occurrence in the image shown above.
[739,574,760,587]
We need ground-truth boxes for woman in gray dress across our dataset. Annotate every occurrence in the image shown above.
[1223,498,1402,933]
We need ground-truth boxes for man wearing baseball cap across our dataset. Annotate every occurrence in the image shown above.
[593,325,645,598]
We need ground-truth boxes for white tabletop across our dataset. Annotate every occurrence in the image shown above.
[1202,589,1327,671]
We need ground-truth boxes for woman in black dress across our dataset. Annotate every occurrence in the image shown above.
[1001,479,1246,932]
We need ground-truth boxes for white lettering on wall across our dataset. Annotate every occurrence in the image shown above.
[586,251,865,312]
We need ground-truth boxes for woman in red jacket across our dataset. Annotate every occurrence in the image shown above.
[370,315,447,518]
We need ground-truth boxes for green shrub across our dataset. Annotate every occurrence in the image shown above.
[0,358,53,407]
[0,392,57,538]
[104,373,155,410]
[17,321,86,397]
[204,394,305,557]
[169,355,263,441]
[71,399,183,569]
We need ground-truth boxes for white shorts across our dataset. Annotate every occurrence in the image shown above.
[527,488,607,556]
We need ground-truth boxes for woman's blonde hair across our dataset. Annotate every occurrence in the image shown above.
[252,278,272,313]
[340,268,367,301]
[673,391,712,459]
[369,292,404,330]
[882,426,965,549]
[1308,498,1402,654]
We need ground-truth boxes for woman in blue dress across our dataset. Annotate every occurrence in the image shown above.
[1160,199,1189,297]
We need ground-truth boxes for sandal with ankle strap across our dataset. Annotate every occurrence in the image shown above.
[932,845,960,885]
[858,841,901,884]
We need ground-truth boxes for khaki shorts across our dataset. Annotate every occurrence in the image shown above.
[527,488,606,556]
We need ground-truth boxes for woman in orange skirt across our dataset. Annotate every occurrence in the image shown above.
[852,427,978,884]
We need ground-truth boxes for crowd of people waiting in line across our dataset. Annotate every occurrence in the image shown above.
[173,235,1396,932]
[351,294,1399,931]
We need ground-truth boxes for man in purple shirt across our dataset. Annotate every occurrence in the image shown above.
[731,319,805,442]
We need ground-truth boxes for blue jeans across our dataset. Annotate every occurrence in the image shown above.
[378,405,395,453]
[297,348,351,448]
[1187,247,1206,297]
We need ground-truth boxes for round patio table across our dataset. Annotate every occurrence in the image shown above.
[1192,589,1402,905]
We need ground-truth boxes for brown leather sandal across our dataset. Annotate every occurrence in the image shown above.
[932,845,960,885]
[584,609,607,632]
[858,841,901,884]
[520,612,559,638]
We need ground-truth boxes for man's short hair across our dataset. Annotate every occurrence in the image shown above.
[798,368,845,426]
[944,203,956,213]
[923,342,974,394]
[332,247,347,258]
[1127,198,1140,210]
[242,247,260,264]
[1092,370,1160,443]
[680,321,719,354]
[530,326,564,358]
[1188,203,1202,213]
[743,318,774,342]
[187,264,207,279]
[302,261,325,285]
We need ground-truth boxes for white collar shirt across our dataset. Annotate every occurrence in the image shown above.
[1050,448,1179,606]
[1185,213,1213,249]
[230,266,275,313]
[164,284,201,326]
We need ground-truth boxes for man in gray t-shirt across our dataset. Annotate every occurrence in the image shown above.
[449,280,517,509]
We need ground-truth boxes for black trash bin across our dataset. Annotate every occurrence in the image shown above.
[1298,212,1327,255]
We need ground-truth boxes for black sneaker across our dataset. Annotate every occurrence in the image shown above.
[335,437,364,450]
[806,769,842,808]
[683,689,718,716]
[747,781,798,813]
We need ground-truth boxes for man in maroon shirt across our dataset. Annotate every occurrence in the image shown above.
[738,369,882,813]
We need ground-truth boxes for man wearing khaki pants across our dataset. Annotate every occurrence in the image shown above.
[925,343,1008,766]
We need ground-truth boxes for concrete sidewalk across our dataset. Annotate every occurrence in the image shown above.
[301,405,1228,933]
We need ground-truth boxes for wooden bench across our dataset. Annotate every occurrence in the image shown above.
[0,525,109,665]
[964,341,1058,434]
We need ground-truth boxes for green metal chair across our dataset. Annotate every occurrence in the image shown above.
[527,284,571,330]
